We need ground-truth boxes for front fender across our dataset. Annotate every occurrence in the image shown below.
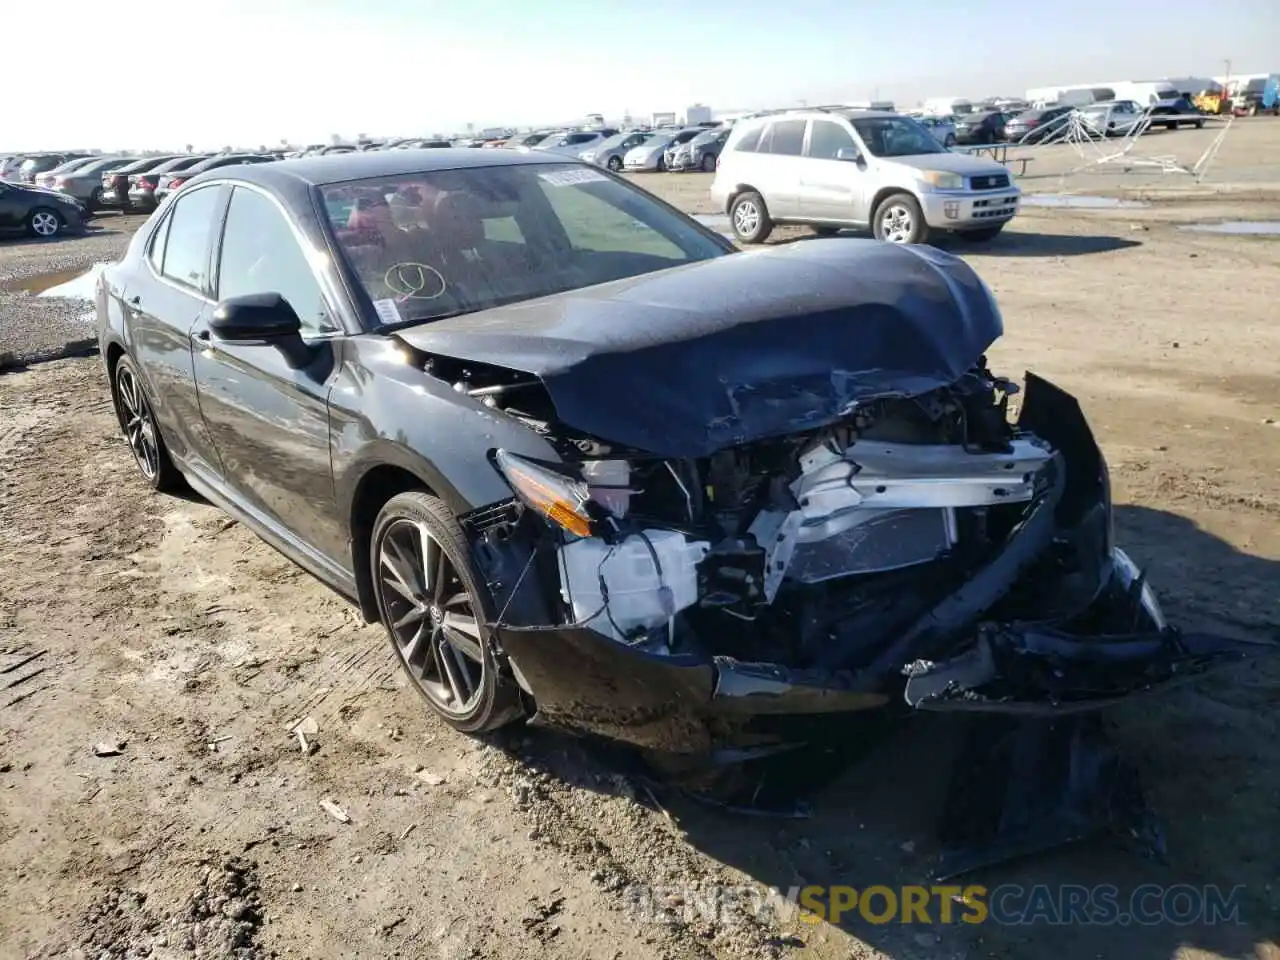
[330,337,564,518]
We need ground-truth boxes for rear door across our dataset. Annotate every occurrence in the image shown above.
[798,118,865,224]
[126,183,227,476]
[190,184,347,562]
[753,118,807,218]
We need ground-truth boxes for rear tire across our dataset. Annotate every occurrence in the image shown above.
[112,354,184,493]
[87,187,103,212]
[701,153,716,172]
[371,491,525,735]
[25,208,63,238]
[872,192,930,244]
[729,191,773,243]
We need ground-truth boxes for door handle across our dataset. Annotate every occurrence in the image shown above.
[192,329,211,344]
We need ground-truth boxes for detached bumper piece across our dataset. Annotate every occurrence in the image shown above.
[903,626,1262,715]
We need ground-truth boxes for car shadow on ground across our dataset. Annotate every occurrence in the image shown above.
[767,229,1142,258]
[499,502,1278,959]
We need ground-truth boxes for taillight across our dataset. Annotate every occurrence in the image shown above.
[168,178,187,190]
[138,176,157,189]
[54,177,67,187]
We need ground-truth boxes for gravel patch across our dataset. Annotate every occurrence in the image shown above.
[0,216,144,371]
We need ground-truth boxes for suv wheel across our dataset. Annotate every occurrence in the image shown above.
[873,193,929,244]
[730,191,774,243]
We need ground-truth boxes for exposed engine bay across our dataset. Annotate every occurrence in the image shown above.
[441,352,1077,672]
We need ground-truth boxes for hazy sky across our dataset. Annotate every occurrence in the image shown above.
[7,0,1276,151]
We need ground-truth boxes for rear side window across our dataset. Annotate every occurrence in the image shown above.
[216,187,332,333]
[731,123,764,153]
[762,120,806,156]
[159,185,222,291]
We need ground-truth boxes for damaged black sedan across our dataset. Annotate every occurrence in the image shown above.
[97,150,1256,849]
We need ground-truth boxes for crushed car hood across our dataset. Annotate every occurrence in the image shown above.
[397,239,1003,456]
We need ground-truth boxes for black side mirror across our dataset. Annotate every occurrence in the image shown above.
[210,292,301,343]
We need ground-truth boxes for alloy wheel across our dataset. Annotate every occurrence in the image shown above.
[880,204,914,243]
[30,211,60,237]
[377,519,486,717]
[733,200,760,237]
[116,365,159,479]
[607,156,622,171]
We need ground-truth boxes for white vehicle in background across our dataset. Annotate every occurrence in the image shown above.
[1077,100,1148,137]
[580,131,655,171]
[533,129,618,157]
[623,130,682,171]
[916,115,958,147]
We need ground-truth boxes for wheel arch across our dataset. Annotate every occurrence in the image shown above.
[869,186,918,222]
[725,183,761,214]
[347,461,442,622]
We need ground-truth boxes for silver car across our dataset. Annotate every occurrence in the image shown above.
[710,109,1021,244]
[579,131,653,171]
[622,131,682,172]
[48,155,140,209]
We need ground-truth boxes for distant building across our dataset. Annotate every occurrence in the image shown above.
[685,103,713,125]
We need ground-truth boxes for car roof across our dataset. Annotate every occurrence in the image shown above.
[203,147,570,190]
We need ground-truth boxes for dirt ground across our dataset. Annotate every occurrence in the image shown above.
[2,123,1279,960]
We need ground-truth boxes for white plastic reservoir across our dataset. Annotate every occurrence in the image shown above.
[558,530,711,642]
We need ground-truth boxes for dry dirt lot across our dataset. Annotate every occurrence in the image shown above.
[2,123,1279,960]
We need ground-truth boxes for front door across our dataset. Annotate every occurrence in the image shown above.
[190,184,347,565]
[798,118,866,224]
[124,183,226,476]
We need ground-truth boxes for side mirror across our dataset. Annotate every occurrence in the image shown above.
[210,293,301,343]
[835,147,863,163]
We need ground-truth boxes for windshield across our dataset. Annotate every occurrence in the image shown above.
[320,163,729,328]
[849,117,946,157]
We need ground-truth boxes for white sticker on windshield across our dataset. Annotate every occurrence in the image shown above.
[372,298,402,325]
[539,168,609,187]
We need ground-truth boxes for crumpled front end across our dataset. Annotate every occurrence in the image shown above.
[460,367,1258,759]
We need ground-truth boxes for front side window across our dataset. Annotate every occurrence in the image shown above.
[159,185,222,290]
[319,163,727,328]
[850,117,946,157]
[217,187,331,332]
[806,120,856,159]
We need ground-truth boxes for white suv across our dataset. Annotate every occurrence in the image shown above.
[710,109,1021,245]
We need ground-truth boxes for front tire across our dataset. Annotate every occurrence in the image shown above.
[112,354,184,492]
[26,207,62,238]
[729,190,774,243]
[371,491,524,734]
[872,192,930,244]
[606,155,622,172]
